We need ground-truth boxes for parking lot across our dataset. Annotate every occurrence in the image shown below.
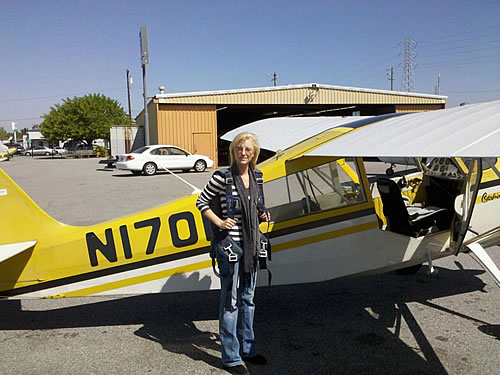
[1,156,499,375]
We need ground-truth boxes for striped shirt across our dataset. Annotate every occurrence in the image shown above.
[196,170,245,242]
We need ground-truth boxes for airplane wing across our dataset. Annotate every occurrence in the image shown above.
[221,116,372,151]
[306,100,500,158]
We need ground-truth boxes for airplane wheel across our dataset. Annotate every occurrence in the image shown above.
[396,264,422,275]
[143,162,157,176]
[194,160,206,172]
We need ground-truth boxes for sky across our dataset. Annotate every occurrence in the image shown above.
[1,0,499,132]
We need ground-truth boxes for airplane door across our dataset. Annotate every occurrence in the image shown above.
[451,158,483,255]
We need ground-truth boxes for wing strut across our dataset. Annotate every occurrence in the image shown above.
[464,226,500,287]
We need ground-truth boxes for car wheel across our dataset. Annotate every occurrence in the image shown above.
[194,160,207,172]
[131,170,142,176]
[25,152,31,156]
[143,162,157,176]
[45,152,51,156]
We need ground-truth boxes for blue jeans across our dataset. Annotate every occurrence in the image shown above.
[219,259,257,367]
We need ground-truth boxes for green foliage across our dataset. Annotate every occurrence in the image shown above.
[0,128,23,140]
[93,145,109,157]
[41,94,133,145]
[0,127,8,140]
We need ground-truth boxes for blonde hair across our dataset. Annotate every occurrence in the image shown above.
[229,132,260,169]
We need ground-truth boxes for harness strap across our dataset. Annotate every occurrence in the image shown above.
[223,169,235,219]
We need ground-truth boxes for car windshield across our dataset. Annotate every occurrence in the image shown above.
[131,146,150,154]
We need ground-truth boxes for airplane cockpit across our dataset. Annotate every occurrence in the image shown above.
[374,157,500,238]
[374,157,466,238]
[264,157,367,224]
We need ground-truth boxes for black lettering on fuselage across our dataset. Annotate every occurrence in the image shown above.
[85,213,205,266]
[119,225,133,259]
[169,211,198,247]
[134,217,161,255]
[86,229,118,267]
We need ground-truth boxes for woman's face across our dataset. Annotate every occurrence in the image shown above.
[234,139,255,167]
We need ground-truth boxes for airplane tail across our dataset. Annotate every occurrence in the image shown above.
[0,168,62,247]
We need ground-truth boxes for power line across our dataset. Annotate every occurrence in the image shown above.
[418,26,500,45]
[444,89,500,93]
[0,117,42,123]
[418,42,500,59]
[0,87,142,103]
[418,55,500,66]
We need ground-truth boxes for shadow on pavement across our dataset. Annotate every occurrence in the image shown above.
[0,265,491,374]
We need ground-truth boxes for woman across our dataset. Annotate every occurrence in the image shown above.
[196,132,269,375]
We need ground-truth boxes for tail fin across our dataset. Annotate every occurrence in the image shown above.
[0,168,62,245]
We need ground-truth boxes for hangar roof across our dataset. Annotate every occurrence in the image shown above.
[153,83,447,106]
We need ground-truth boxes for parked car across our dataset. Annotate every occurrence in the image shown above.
[116,145,214,176]
[24,146,56,156]
[53,146,68,156]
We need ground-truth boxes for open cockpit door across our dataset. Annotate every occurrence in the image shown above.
[450,158,482,255]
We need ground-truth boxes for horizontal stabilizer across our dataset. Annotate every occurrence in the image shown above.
[0,240,37,263]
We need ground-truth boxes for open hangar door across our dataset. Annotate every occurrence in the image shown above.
[215,104,396,166]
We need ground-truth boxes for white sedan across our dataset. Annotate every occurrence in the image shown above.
[116,145,214,176]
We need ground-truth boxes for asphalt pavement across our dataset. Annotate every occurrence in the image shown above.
[0,156,499,375]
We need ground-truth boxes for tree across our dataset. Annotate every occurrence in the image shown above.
[41,94,133,145]
[0,127,9,140]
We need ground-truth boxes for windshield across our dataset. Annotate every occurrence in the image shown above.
[132,146,150,154]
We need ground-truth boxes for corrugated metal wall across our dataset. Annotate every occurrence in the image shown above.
[157,87,447,106]
[149,102,158,144]
[157,104,217,167]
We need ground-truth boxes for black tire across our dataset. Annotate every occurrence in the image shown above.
[143,162,157,176]
[25,152,31,156]
[396,264,423,275]
[131,170,142,176]
[194,160,207,172]
[45,152,51,156]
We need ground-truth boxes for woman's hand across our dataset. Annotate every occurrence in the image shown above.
[259,211,270,222]
[218,217,238,230]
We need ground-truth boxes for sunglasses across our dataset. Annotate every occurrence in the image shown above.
[235,146,254,153]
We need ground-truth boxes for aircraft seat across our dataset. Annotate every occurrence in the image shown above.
[377,178,447,237]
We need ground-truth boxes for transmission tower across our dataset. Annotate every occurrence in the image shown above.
[401,38,417,92]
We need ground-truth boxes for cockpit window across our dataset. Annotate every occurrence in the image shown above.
[462,157,498,171]
[264,158,366,223]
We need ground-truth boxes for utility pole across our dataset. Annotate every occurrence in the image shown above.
[401,38,417,92]
[435,73,441,95]
[126,69,132,120]
[271,72,279,86]
[386,67,394,90]
[140,27,150,145]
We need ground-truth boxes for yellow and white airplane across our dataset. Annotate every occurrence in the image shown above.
[1,100,499,299]
[0,144,12,162]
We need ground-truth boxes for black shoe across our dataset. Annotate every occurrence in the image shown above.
[223,364,249,375]
[242,354,267,365]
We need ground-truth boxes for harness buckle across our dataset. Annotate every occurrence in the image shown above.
[224,243,238,262]
[259,239,268,258]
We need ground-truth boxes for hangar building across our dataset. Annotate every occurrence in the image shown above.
[136,83,448,167]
